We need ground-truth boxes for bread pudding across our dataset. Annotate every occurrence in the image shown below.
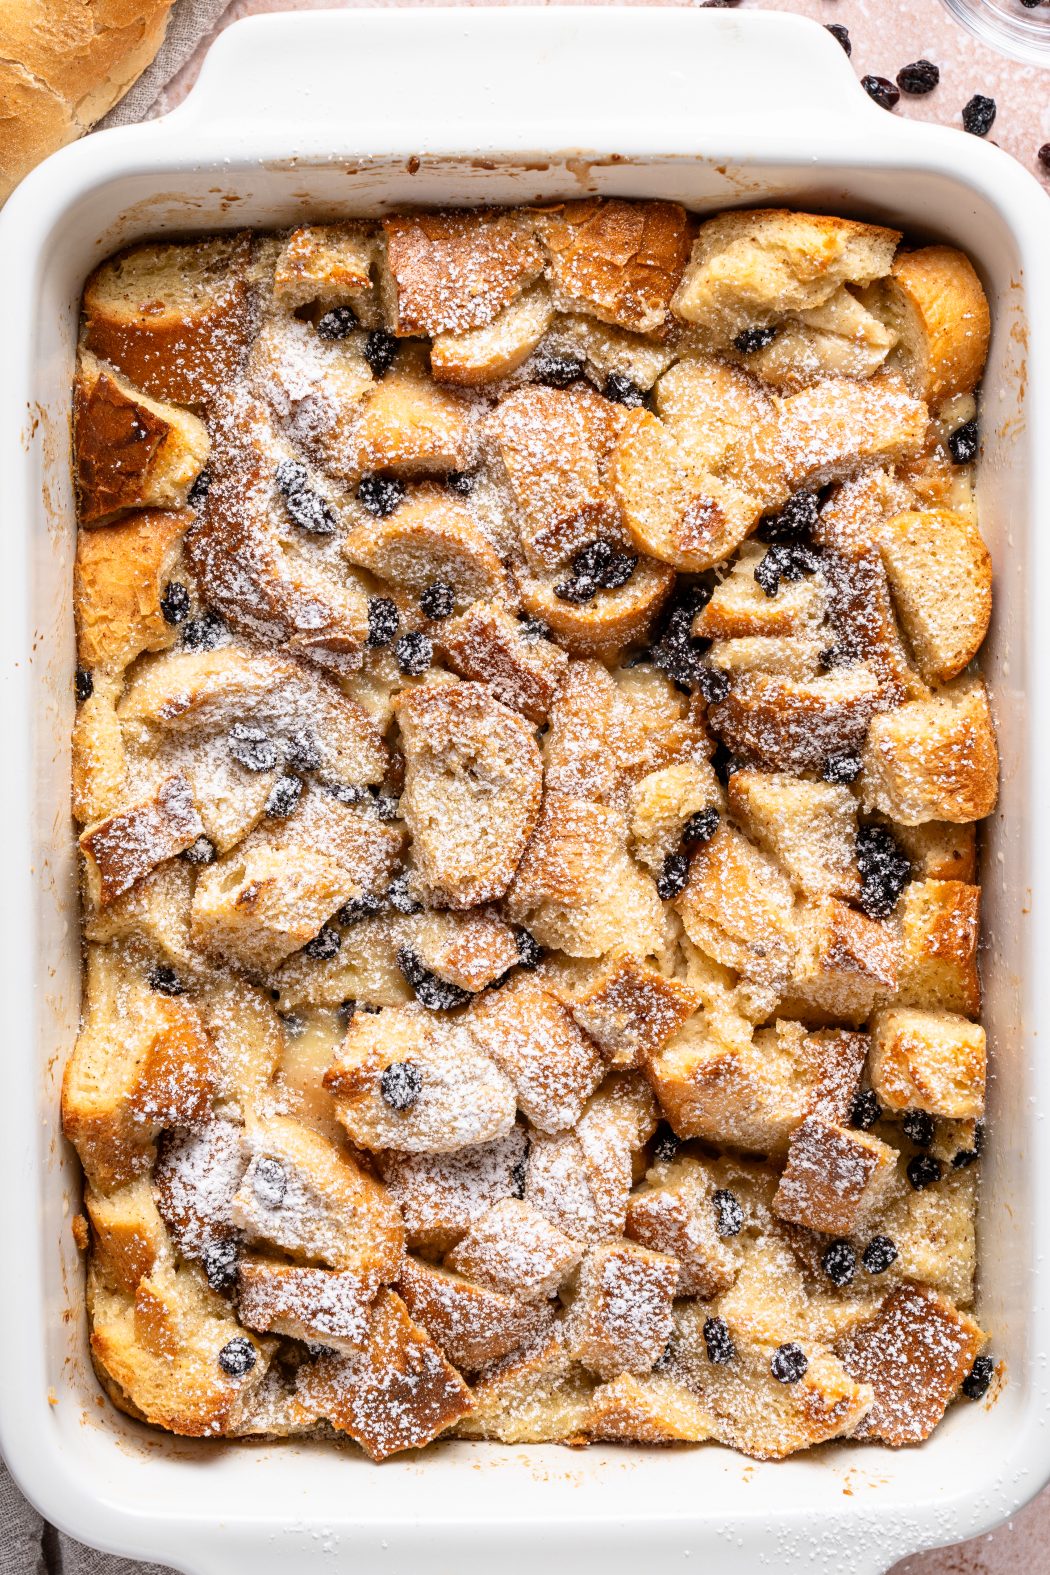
[64,202,998,1459]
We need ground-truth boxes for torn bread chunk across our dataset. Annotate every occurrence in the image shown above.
[870,1008,986,1119]
[708,666,884,776]
[237,1257,375,1354]
[566,1239,679,1380]
[727,772,859,901]
[878,509,991,685]
[625,1154,744,1298]
[84,1175,171,1298]
[436,601,569,724]
[553,949,700,1069]
[382,209,544,336]
[895,879,981,1018]
[455,1331,594,1444]
[431,283,554,385]
[860,677,998,825]
[80,774,204,908]
[865,245,991,407]
[445,1198,584,1301]
[75,510,192,676]
[536,199,692,334]
[75,357,209,525]
[773,1117,899,1236]
[519,556,675,659]
[784,898,900,1026]
[272,222,377,313]
[586,1371,713,1444]
[397,1255,553,1371]
[376,1126,528,1256]
[344,485,512,613]
[466,975,606,1133]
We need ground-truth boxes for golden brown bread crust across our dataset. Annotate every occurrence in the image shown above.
[74,357,209,525]
[536,199,693,334]
[75,509,190,675]
[383,209,544,336]
[875,245,991,406]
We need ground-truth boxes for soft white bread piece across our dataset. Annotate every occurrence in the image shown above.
[72,676,126,824]
[397,1255,553,1371]
[84,862,211,988]
[865,1160,978,1306]
[628,759,723,878]
[62,946,215,1190]
[859,677,998,825]
[625,1153,744,1298]
[653,357,776,478]
[708,666,884,776]
[773,1116,898,1236]
[727,772,860,901]
[75,509,190,675]
[455,1331,594,1444]
[675,823,797,1003]
[708,634,824,680]
[324,1004,517,1155]
[74,357,209,525]
[693,543,827,641]
[585,1371,713,1444]
[296,1289,473,1458]
[436,601,569,724]
[838,1282,985,1446]
[84,1175,170,1298]
[878,508,992,684]
[335,363,477,483]
[382,208,544,335]
[377,1126,528,1256]
[541,312,678,392]
[536,199,693,333]
[520,556,675,658]
[83,235,253,407]
[445,1198,584,1301]
[525,1074,657,1244]
[431,283,554,384]
[237,1256,375,1354]
[272,222,377,312]
[344,485,511,612]
[895,878,981,1018]
[466,976,606,1134]
[394,680,543,908]
[889,818,977,884]
[728,286,896,392]
[79,773,204,908]
[153,1119,246,1275]
[566,1239,679,1381]
[230,1112,403,1279]
[870,1007,986,1119]
[784,898,900,1025]
[670,208,900,340]
[865,245,991,406]
[552,948,700,1069]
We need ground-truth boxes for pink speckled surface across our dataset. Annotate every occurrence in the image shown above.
[160,4,1047,1570]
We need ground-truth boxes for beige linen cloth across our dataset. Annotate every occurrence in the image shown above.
[0,23,233,1575]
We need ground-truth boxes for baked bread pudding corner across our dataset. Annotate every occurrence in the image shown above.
[64,200,998,1459]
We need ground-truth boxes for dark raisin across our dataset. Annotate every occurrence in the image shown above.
[696,666,730,705]
[863,75,900,110]
[657,852,690,901]
[518,615,552,642]
[602,372,645,408]
[897,59,940,95]
[963,94,996,137]
[510,1150,529,1199]
[380,1059,424,1111]
[160,581,191,626]
[264,775,303,819]
[601,552,637,590]
[825,22,851,55]
[682,807,720,845]
[397,946,471,1011]
[218,1337,257,1377]
[358,473,406,518]
[285,727,322,772]
[652,1124,680,1165]
[533,351,584,389]
[364,329,398,378]
[181,610,227,651]
[182,835,216,867]
[279,1011,306,1037]
[821,1239,857,1288]
[276,459,310,498]
[446,470,476,496]
[902,1109,935,1148]
[953,1145,980,1169]
[285,486,337,536]
[711,744,744,786]
[554,575,598,604]
[703,1316,735,1366]
[252,1156,287,1209]
[372,792,400,822]
[317,305,357,339]
[1040,145,1050,173]
[862,1234,898,1275]
[329,783,368,806]
[850,1089,882,1131]
[395,631,432,676]
[229,724,279,774]
[754,542,821,597]
[771,1343,808,1384]
[907,1154,943,1191]
[652,605,708,688]
[573,538,615,580]
[420,581,455,620]
[758,490,820,543]
[366,596,399,648]
[386,872,422,915]
[822,754,862,785]
[948,419,979,465]
[74,668,94,703]
[337,891,384,925]
[515,929,544,970]
[713,1188,744,1238]
[148,965,185,997]
[733,325,777,354]
[303,924,341,960]
[202,1239,239,1293]
[961,1354,995,1400]
[187,468,212,507]
[856,824,910,920]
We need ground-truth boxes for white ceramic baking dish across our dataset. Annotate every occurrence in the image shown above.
[1,9,1048,1572]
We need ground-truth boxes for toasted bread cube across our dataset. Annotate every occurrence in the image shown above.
[872,1160,978,1305]
[84,1177,170,1297]
[870,1007,986,1119]
[80,773,204,908]
[297,1290,472,1458]
[838,1283,985,1446]
[694,544,827,641]
[230,1113,404,1281]
[455,1332,594,1443]
[62,947,216,1189]
[708,666,884,776]
[628,760,723,878]
[431,284,554,384]
[272,222,376,311]
[671,208,899,340]
[879,508,992,684]
[730,285,895,392]
[785,898,900,1025]
[237,1257,375,1353]
[437,600,569,724]
[325,1004,517,1155]
[394,681,542,908]
[377,1126,528,1255]
[860,678,998,825]
[823,545,922,704]
[586,1371,713,1444]
[341,367,476,482]
[344,485,511,612]
[466,976,606,1133]
[537,199,692,333]
[383,209,543,335]
[625,1154,743,1298]
[72,676,127,824]
[889,820,976,883]
[568,1240,679,1380]
[543,313,678,391]
[83,235,252,406]
[676,823,797,999]
[153,1119,246,1273]
[410,909,521,993]
[896,879,981,1017]
[868,245,991,406]
[75,509,191,675]
[74,357,209,526]
[728,772,859,901]
[556,949,700,1069]
[773,1117,898,1236]
[445,1198,584,1301]
[526,1075,657,1243]
[397,1256,553,1371]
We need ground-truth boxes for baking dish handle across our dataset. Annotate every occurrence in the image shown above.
[163,6,881,147]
